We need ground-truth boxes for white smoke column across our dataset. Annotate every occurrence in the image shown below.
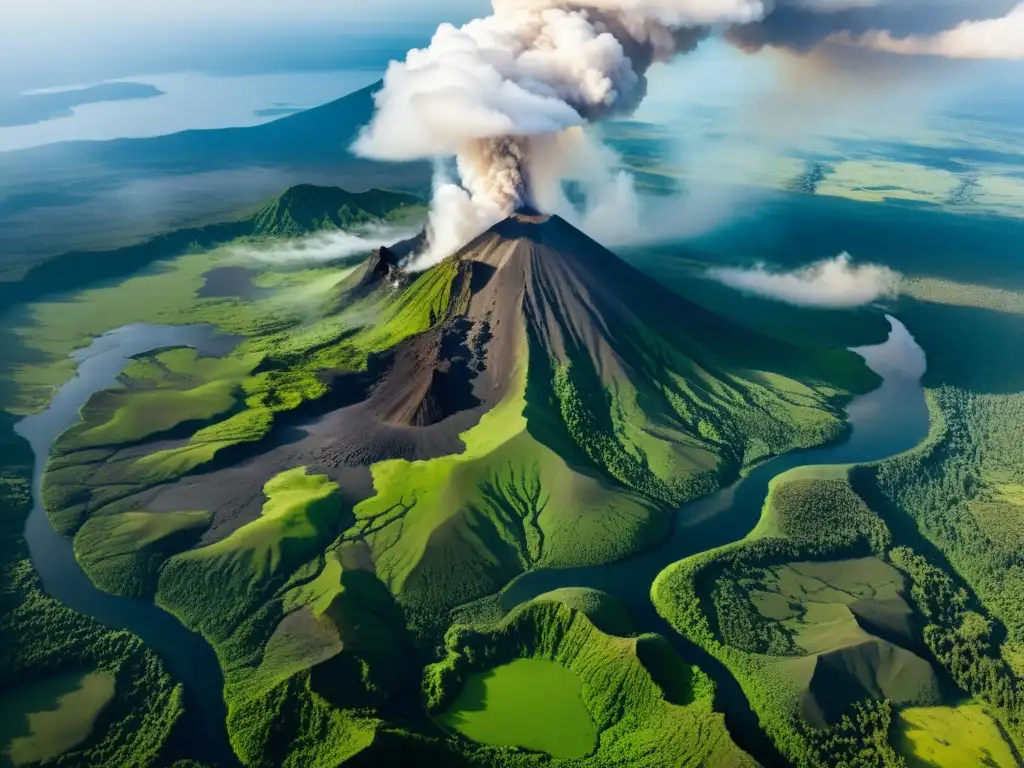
[830,3,1024,59]
[354,0,768,261]
[526,127,643,243]
[355,0,1021,265]
[408,159,509,270]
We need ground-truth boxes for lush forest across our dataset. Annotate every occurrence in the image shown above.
[0,413,186,766]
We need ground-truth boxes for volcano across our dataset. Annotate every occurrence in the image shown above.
[310,210,874,619]
[39,206,881,766]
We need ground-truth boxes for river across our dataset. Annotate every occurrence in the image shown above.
[500,315,929,766]
[15,316,927,768]
[15,324,241,767]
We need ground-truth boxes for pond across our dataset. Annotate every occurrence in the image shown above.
[439,658,598,759]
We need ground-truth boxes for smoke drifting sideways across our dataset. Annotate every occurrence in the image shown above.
[709,253,900,308]
[230,224,421,264]
[353,0,1023,269]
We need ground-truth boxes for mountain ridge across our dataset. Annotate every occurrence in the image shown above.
[0,183,424,308]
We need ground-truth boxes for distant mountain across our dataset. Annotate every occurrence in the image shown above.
[251,185,424,237]
[0,83,430,268]
[0,183,424,309]
[0,83,388,176]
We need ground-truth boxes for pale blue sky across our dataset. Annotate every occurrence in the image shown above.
[0,1,485,93]
[0,0,1018,124]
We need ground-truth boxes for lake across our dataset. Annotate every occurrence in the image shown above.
[0,69,380,153]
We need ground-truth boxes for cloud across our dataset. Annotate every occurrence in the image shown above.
[229,225,420,265]
[830,3,1024,59]
[708,253,900,307]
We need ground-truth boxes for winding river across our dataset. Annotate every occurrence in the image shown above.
[501,315,929,766]
[15,324,241,767]
[15,316,927,768]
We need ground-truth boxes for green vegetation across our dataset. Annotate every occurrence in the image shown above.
[652,467,936,766]
[1,202,904,768]
[0,667,116,766]
[0,182,420,417]
[157,468,340,652]
[250,185,424,236]
[348,339,668,632]
[426,598,753,767]
[63,349,258,450]
[895,703,1017,768]
[338,217,874,636]
[855,389,1024,649]
[0,412,184,766]
[532,588,636,636]
[439,658,598,759]
[74,511,212,597]
[0,182,423,317]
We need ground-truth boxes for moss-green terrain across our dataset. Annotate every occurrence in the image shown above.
[0,412,185,767]
[895,702,1018,768]
[0,667,116,767]
[439,658,598,759]
[11,185,1000,768]
[426,597,752,767]
[0,202,882,766]
[652,467,926,766]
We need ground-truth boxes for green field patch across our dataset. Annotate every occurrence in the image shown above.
[749,558,906,654]
[439,658,598,759]
[60,348,260,452]
[0,668,115,766]
[0,184,417,415]
[427,599,751,767]
[0,249,260,415]
[129,406,273,484]
[166,467,338,584]
[895,703,1017,768]
[653,468,943,765]
[74,380,239,447]
[156,467,342,665]
[74,510,212,597]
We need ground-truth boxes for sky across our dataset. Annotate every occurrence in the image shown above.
[0,1,484,94]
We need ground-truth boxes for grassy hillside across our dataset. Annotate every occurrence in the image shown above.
[426,598,751,766]
[895,703,1018,768]
[250,185,424,237]
[0,182,423,311]
[654,451,1024,767]
[653,466,933,766]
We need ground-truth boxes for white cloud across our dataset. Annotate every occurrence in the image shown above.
[708,253,900,307]
[230,225,419,265]
[831,3,1024,60]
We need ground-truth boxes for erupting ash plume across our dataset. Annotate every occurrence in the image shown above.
[354,0,1020,267]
